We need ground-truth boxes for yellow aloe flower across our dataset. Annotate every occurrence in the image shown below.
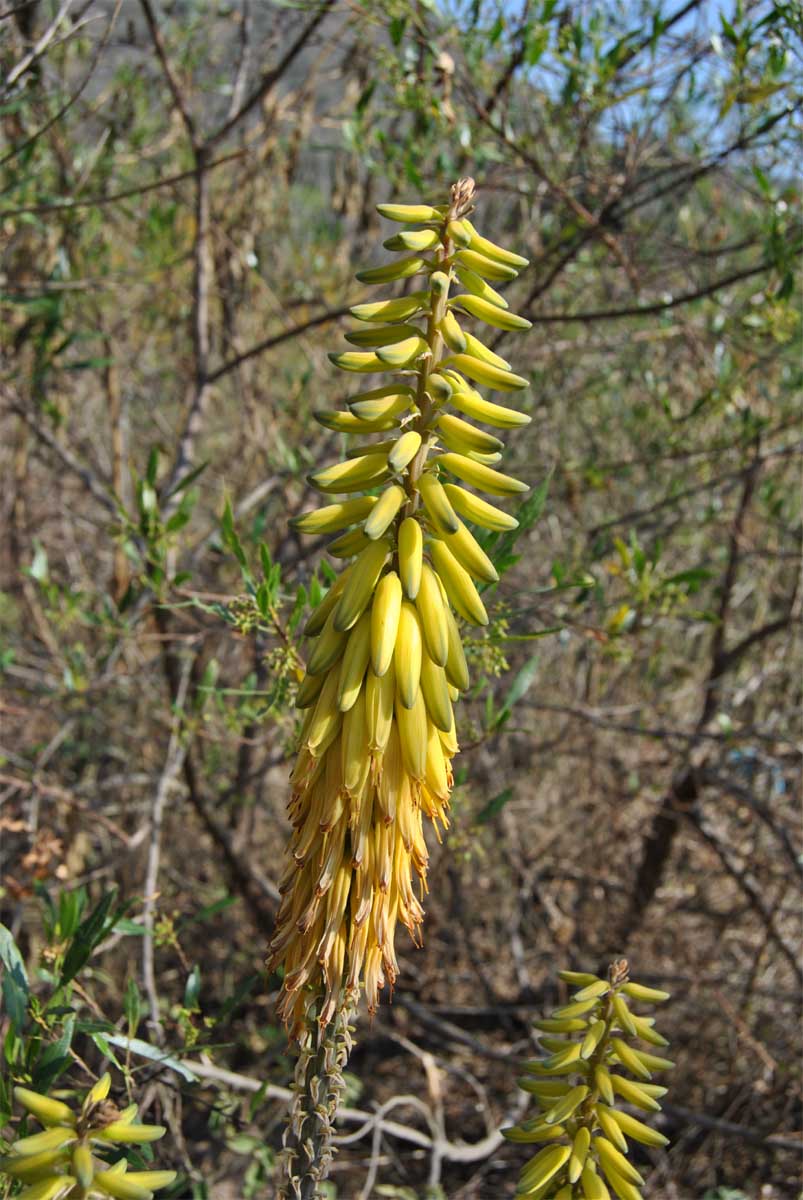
[2,1074,177,1200]
[270,178,533,1037]
[504,959,673,1198]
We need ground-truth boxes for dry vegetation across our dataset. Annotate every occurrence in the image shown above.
[1,2,801,1197]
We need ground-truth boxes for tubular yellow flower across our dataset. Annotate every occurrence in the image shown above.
[504,960,672,1199]
[2,1075,176,1200]
[269,178,532,1038]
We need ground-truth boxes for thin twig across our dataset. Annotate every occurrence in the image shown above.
[207,305,351,383]
[226,0,252,121]
[663,1103,801,1153]
[138,0,197,140]
[3,0,76,91]
[207,0,336,150]
[358,1094,439,1200]
[183,1056,526,1166]
[0,149,245,218]
[142,657,192,1042]
[4,389,118,514]
[0,0,122,169]
[523,256,796,323]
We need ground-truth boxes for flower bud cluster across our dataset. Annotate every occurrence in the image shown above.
[1,1073,176,1200]
[270,178,533,1036]
[504,960,673,1199]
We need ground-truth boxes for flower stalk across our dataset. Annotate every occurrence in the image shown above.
[279,996,356,1200]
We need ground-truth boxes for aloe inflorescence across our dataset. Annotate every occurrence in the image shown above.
[269,177,533,1037]
[505,960,673,1199]
[0,1073,176,1200]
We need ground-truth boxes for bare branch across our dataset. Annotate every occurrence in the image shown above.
[207,304,351,383]
[3,0,76,92]
[207,0,336,150]
[3,388,118,514]
[138,0,197,142]
[142,655,191,1042]
[526,257,796,324]
[0,149,245,218]
[0,0,122,169]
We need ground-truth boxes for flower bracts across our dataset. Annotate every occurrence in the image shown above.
[269,178,532,1037]
[1,1073,176,1200]
[504,960,673,1199]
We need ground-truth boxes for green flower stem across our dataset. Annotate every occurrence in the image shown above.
[281,999,356,1200]
[577,986,616,1124]
[404,182,473,506]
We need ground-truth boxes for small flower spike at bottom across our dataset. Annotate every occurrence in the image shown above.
[504,960,673,1199]
[1,1073,177,1200]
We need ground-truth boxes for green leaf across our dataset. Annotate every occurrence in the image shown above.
[184,965,201,1009]
[527,26,550,65]
[776,270,794,301]
[34,1014,75,1090]
[4,1023,22,1066]
[59,889,120,986]
[112,918,146,936]
[739,81,785,103]
[221,498,248,574]
[664,567,712,590]
[489,14,505,43]
[146,447,160,487]
[217,973,259,1023]
[503,654,540,713]
[0,923,28,990]
[247,1080,270,1120]
[58,887,87,939]
[74,1019,116,1035]
[470,787,513,825]
[0,923,29,1029]
[125,978,142,1033]
[719,13,738,44]
[102,1034,199,1082]
[255,580,271,620]
[165,460,208,499]
[486,474,551,576]
[183,895,236,926]
[356,81,375,115]
[288,584,308,634]
[0,1071,11,1127]
[492,654,540,731]
[165,510,190,533]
